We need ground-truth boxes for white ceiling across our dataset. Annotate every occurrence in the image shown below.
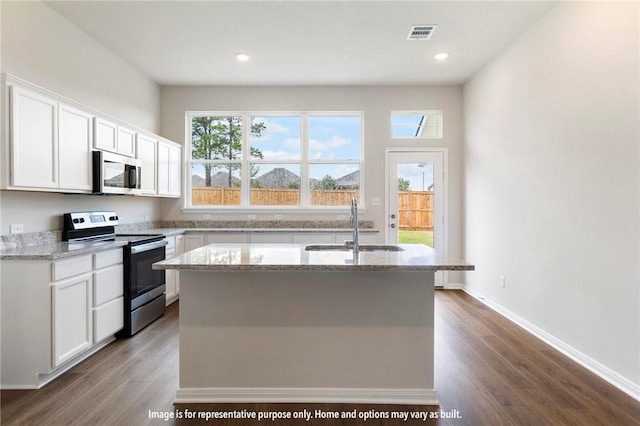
[45,1,557,86]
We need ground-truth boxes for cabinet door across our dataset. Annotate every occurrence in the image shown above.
[292,233,334,244]
[184,234,205,252]
[10,85,58,188]
[168,145,181,197]
[136,134,157,195]
[157,142,170,196]
[93,297,123,342]
[117,125,136,157]
[94,117,118,153]
[206,233,248,244]
[165,246,177,304]
[52,274,92,367]
[158,141,181,197]
[250,233,290,243]
[58,103,93,191]
[175,235,184,297]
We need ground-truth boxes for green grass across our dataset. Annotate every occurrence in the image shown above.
[398,230,433,247]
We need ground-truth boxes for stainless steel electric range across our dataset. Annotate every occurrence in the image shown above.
[63,211,167,337]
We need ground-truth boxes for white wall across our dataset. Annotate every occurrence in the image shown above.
[160,85,465,279]
[0,1,161,233]
[464,1,639,395]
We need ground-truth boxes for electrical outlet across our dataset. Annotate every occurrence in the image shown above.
[203,214,212,220]
[10,224,24,234]
[248,214,257,220]
[337,214,346,220]
[500,276,506,288]
[144,215,150,222]
[274,214,283,220]
[371,197,381,206]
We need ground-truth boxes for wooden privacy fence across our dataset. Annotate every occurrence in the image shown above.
[398,191,433,231]
[192,187,433,231]
[192,187,359,206]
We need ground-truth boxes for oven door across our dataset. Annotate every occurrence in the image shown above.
[129,240,167,301]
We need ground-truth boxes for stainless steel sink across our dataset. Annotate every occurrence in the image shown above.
[305,244,404,252]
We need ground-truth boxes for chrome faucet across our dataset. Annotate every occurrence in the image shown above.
[350,196,359,254]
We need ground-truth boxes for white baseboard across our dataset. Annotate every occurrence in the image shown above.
[175,387,438,405]
[462,286,640,402]
[442,282,465,290]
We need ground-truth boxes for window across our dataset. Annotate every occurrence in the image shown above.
[391,110,442,139]
[187,112,363,209]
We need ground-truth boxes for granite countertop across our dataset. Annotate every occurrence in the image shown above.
[0,240,128,260]
[0,228,380,260]
[139,227,377,235]
[153,243,475,272]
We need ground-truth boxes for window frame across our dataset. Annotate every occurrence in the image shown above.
[390,110,443,139]
[184,111,364,212]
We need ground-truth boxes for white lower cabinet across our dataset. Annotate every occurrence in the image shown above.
[93,297,124,343]
[165,235,184,305]
[51,273,92,367]
[184,234,205,252]
[51,248,124,367]
[0,248,125,388]
[92,249,124,342]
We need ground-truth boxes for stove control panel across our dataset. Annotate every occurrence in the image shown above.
[64,211,119,230]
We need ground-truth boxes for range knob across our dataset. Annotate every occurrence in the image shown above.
[109,215,118,221]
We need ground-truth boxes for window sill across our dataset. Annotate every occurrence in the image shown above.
[182,206,367,215]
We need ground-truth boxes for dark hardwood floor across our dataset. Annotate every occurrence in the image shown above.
[2,290,638,425]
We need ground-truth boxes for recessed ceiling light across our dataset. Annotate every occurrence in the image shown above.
[235,53,250,62]
[434,52,449,61]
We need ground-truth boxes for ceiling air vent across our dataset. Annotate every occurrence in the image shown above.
[407,25,437,40]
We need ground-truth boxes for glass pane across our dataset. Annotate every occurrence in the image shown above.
[191,163,241,206]
[309,115,361,160]
[397,162,434,247]
[391,111,442,139]
[250,164,301,206]
[309,164,359,206]
[191,116,243,161]
[250,116,301,160]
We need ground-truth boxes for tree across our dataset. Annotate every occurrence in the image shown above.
[191,116,266,187]
[398,177,410,191]
[313,174,337,190]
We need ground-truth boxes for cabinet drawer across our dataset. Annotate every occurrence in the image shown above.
[93,297,123,342]
[94,265,124,306]
[52,255,92,281]
[165,237,175,250]
[94,248,123,269]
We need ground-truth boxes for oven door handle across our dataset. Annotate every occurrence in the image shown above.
[130,240,168,254]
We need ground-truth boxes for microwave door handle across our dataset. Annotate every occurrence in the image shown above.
[129,167,138,188]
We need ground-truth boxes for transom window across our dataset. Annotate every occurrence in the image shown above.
[391,110,442,139]
[187,112,363,209]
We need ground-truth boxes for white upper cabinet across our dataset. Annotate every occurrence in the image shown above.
[117,125,136,157]
[10,85,58,189]
[94,117,117,152]
[94,117,136,157]
[157,139,181,198]
[136,133,157,195]
[9,86,92,193]
[58,103,93,191]
[3,76,181,198]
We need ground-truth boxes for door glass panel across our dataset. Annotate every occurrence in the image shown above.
[397,162,434,248]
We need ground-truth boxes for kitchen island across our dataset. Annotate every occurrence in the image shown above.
[153,243,473,405]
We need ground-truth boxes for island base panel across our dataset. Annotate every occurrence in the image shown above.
[178,270,436,404]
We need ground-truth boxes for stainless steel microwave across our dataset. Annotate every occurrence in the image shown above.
[92,151,141,195]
